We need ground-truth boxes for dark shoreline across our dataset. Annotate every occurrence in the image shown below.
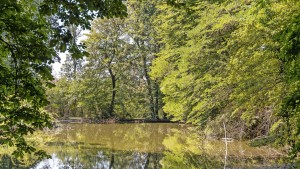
[56,118,179,124]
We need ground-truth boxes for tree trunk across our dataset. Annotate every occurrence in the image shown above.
[73,59,77,79]
[144,153,151,169]
[81,107,84,117]
[109,152,115,169]
[108,67,116,118]
[154,153,158,169]
[154,81,160,118]
[142,55,157,119]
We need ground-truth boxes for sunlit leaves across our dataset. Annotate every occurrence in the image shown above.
[151,0,300,151]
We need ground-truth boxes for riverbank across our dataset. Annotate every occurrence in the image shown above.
[56,117,177,124]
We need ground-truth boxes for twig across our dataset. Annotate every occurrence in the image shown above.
[223,122,228,169]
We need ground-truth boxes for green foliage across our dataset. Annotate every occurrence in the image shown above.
[83,17,142,118]
[47,1,164,120]
[0,0,54,158]
[43,0,300,159]
[273,0,300,157]
[0,0,126,159]
[150,0,300,157]
[151,1,238,125]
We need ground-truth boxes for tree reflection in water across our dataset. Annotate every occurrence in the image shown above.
[0,123,285,169]
[31,149,162,169]
[160,127,223,169]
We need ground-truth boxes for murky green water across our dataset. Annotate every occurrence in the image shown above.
[0,123,291,168]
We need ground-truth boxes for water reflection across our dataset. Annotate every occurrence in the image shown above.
[34,123,172,169]
[0,123,286,169]
[160,127,285,168]
[34,151,162,169]
[49,123,172,153]
[160,128,223,168]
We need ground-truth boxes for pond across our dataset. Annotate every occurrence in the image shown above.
[0,123,291,168]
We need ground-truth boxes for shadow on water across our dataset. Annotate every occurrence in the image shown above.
[0,123,294,169]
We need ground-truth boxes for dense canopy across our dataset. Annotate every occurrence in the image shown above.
[0,0,126,158]
[1,0,300,161]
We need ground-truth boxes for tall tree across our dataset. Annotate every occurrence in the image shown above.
[126,0,163,119]
[61,25,85,80]
[84,18,131,118]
